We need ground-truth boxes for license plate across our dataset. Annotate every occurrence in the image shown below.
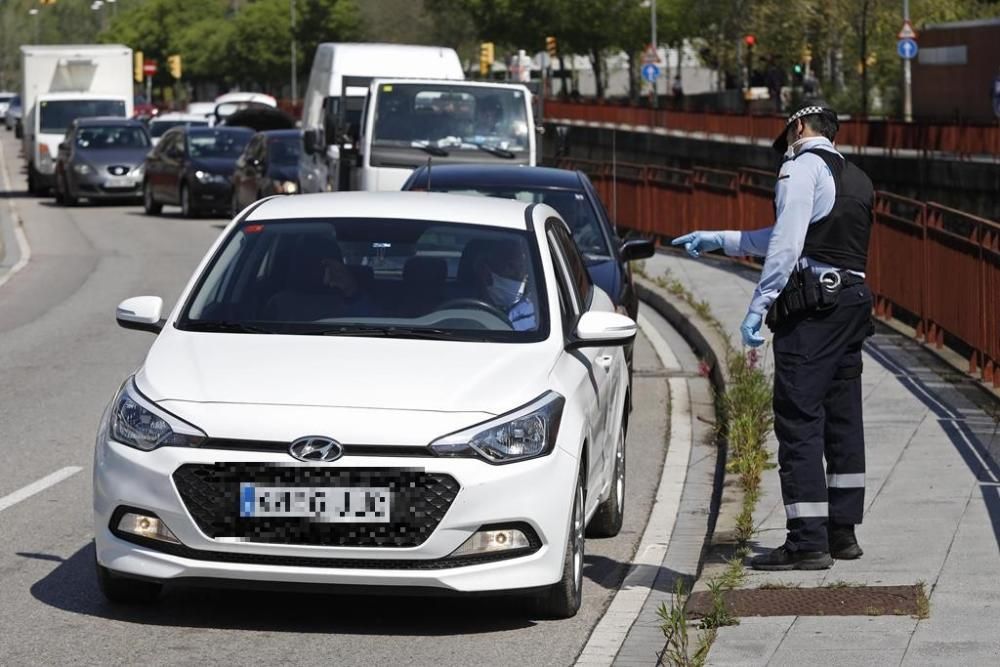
[239,484,391,523]
[105,176,134,189]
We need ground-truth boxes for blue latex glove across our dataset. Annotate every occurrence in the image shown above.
[671,231,724,258]
[740,312,766,348]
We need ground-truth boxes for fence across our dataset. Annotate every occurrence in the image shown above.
[546,100,1000,161]
[558,158,1000,388]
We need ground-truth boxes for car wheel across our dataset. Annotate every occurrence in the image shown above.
[95,556,162,604]
[143,180,162,215]
[180,183,196,218]
[26,164,38,196]
[535,469,585,619]
[587,420,626,538]
[57,172,77,206]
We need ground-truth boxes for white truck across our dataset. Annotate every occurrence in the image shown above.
[342,78,538,192]
[21,44,134,194]
[302,43,464,190]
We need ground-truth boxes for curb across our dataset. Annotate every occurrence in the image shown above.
[0,134,31,289]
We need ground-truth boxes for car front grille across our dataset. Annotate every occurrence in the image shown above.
[173,464,460,547]
[107,165,131,176]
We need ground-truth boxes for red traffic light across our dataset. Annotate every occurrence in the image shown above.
[744,34,756,47]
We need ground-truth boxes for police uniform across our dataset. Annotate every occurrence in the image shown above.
[719,106,875,568]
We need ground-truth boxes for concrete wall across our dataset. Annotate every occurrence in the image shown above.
[543,123,1000,222]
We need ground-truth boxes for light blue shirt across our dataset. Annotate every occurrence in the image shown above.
[719,136,854,317]
[509,297,536,331]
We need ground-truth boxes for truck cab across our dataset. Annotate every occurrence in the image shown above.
[332,79,537,192]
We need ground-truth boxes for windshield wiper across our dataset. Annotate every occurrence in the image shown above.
[474,143,516,159]
[180,320,276,334]
[410,142,449,157]
[315,325,458,340]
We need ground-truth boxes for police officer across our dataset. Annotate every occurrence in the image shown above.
[672,105,874,570]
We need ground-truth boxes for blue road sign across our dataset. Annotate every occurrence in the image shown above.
[897,38,918,60]
[642,63,660,83]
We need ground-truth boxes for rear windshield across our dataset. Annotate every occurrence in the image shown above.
[74,125,149,149]
[187,129,252,158]
[179,217,548,342]
[150,119,208,138]
[39,99,126,134]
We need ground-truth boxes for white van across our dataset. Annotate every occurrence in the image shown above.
[302,43,463,188]
[348,79,537,192]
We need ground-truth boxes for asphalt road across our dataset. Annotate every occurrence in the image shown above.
[0,129,674,666]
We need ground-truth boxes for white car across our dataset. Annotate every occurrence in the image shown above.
[94,191,635,618]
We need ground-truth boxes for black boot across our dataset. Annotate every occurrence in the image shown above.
[750,544,833,571]
[829,523,863,559]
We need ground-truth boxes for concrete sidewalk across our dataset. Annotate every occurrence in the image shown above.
[642,250,1000,666]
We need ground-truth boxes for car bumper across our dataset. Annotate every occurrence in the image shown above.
[94,439,577,593]
[69,173,143,199]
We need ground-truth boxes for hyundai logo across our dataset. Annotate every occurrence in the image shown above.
[288,436,344,463]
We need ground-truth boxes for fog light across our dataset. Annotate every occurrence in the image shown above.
[449,528,530,558]
[117,512,180,544]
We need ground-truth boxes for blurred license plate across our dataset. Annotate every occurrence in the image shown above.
[105,177,134,189]
[239,484,390,523]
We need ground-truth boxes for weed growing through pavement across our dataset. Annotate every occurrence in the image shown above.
[915,580,931,619]
[656,580,715,667]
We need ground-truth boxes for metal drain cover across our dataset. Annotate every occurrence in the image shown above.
[687,585,923,617]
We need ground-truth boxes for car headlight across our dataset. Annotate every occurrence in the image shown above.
[276,180,298,194]
[109,377,206,451]
[194,170,227,184]
[429,391,564,464]
[73,162,92,175]
[131,164,144,179]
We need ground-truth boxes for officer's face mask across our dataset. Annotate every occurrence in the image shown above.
[488,273,525,308]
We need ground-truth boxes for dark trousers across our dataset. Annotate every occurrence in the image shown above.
[772,282,873,551]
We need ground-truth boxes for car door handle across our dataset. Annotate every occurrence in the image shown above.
[596,355,614,370]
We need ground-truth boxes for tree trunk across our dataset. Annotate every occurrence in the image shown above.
[626,51,637,104]
[590,49,605,99]
[860,0,869,116]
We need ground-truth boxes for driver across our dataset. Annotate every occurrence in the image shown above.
[476,241,536,331]
[473,95,504,136]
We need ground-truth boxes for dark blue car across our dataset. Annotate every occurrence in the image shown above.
[401,164,654,322]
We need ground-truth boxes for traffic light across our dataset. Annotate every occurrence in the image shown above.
[134,50,144,83]
[168,54,182,79]
[479,42,494,78]
[792,62,804,85]
[546,36,557,58]
[744,34,756,47]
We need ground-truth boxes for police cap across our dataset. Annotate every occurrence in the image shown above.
[772,104,839,154]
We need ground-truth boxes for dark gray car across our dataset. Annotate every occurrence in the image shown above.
[54,117,151,205]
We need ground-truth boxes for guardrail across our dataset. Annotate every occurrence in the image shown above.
[559,157,1000,388]
[546,100,1000,161]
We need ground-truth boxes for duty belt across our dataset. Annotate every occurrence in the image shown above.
[765,268,863,330]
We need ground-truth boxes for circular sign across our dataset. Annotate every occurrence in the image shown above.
[642,63,660,83]
[897,39,918,60]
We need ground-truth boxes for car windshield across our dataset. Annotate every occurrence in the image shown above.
[74,126,149,149]
[150,119,207,138]
[267,136,301,165]
[187,129,251,158]
[179,217,547,342]
[39,99,126,134]
[0,95,14,104]
[428,187,612,259]
[372,83,529,152]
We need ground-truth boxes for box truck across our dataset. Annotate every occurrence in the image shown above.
[21,44,134,194]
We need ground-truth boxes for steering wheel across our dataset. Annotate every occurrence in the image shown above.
[436,297,509,322]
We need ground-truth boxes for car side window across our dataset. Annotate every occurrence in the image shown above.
[546,220,581,325]
[550,222,593,310]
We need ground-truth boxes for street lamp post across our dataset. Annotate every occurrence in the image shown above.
[29,8,39,44]
[290,0,297,102]
[902,0,913,122]
[650,0,658,107]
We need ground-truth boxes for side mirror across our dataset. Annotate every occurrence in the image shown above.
[116,296,164,334]
[567,311,636,349]
[620,238,655,262]
[58,142,68,151]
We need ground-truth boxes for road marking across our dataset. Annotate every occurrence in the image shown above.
[576,315,693,666]
[638,312,681,372]
[0,467,83,513]
[0,134,32,290]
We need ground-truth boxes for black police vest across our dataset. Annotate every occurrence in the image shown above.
[792,148,875,272]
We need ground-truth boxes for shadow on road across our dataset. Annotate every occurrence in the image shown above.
[30,543,542,634]
[0,189,30,199]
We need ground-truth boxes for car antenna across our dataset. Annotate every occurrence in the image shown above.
[426,156,432,191]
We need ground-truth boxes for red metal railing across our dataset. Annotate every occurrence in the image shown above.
[546,99,1000,160]
[558,158,1000,388]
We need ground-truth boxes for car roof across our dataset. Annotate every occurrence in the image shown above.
[187,125,254,135]
[74,117,146,127]
[152,113,208,122]
[259,129,302,138]
[407,164,583,190]
[247,191,533,230]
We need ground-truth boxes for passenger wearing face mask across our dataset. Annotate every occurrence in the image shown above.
[476,241,536,331]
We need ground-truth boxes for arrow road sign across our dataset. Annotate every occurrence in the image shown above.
[897,39,918,60]
[642,63,660,83]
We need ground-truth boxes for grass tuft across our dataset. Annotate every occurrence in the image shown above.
[915,580,931,620]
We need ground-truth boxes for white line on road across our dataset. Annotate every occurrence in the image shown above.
[576,313,694,666]
[0,133,33,290]
[0,467,83,513]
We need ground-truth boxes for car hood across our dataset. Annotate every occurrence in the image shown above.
[189,157,238,175]
[137,328,558,416]
[76,147,149,170]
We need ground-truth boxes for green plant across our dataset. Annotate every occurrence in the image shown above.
[657,579,693,666]
[699,578,738,630]
[915,580,931,620]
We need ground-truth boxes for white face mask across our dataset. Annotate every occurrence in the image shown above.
[487,273,525,308]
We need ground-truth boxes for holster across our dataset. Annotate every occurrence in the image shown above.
[765,266,842,331]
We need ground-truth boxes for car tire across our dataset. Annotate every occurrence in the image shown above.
[534,469,585,619]
[56,172,77,206]
[143,180,162,215]
[180,183,196,218]
[587,420,626,538]
[27,164,39,196]
[95,556,162,604]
